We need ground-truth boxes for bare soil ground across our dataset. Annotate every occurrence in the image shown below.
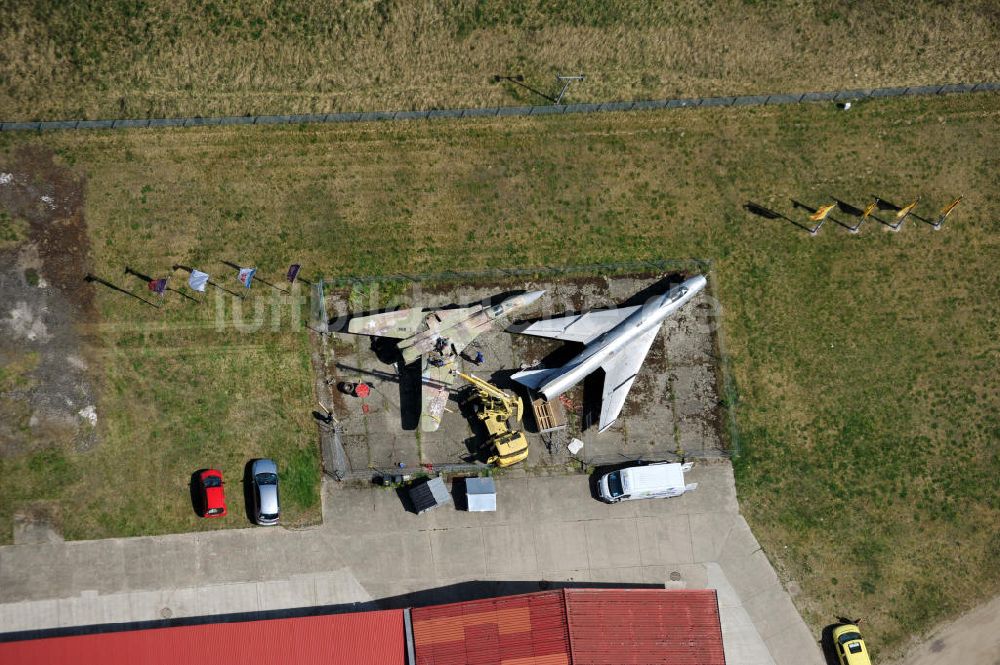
[0,146,98,540]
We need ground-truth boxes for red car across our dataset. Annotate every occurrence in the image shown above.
[197,469,227,518]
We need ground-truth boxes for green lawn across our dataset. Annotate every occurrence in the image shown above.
[0,92,997,658]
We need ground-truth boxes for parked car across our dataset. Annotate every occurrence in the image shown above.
[832,624,872,665]
[197,469,227,518]
[596,461,695,503]
[250,458,280,525]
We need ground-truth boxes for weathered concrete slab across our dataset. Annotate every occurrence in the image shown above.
[321,272,726,474]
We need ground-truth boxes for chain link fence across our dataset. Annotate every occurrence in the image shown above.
[2,82,997,132]
[321,258,711,289]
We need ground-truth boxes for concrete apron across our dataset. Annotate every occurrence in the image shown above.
[0,463,823,665]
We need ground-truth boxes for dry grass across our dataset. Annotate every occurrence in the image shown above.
[0,92,997,657]
[1,1,998,121]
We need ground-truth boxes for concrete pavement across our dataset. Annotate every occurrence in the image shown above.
[0,462,823,665]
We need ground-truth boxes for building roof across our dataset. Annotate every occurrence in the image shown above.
[465,477,497,512]
[565,589,726,665]
[412,589,571,664]
[412,589,725,665]
[0,610,406,665]
[0,589,724,665]
[409,476,453,514]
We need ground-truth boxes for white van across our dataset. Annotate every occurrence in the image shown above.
[597,462,696,503]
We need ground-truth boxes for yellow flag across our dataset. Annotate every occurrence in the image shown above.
[861,202,877,219]
[939,196,963,218]
[896,200,918,220]
[809,204,835,222]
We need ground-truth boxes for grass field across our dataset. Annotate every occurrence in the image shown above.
[0,92,998,657]
[1,0,999,121]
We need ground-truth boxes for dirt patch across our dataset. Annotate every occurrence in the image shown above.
[12,501,64,544]
[0,145,98,456]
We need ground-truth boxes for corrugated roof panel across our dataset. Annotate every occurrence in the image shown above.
[565,589,726,665]
[0,610,406,665]
[412,590,571,665]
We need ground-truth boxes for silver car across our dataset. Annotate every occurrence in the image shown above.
[250,458,280,525]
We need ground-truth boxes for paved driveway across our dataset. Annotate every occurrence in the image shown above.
[0,462,822,665]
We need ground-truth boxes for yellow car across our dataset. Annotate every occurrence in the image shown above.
[832,624,872,665]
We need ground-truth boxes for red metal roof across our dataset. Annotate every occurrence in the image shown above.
[0,610,405,665]
[565,589,726,665]
[412,590,571,665]
[412,589,725,665]
[0,589,724,665]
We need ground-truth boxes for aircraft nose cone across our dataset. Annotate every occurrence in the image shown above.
[520,290,546,307]
[687,274,708,292]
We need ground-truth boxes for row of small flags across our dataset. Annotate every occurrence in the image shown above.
[147,264,301,298]
[804,196,962,235]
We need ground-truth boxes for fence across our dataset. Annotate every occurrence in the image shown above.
[2,82,997,133]
[321,258,711,289]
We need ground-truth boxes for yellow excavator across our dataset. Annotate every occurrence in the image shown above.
[457,372,529,467]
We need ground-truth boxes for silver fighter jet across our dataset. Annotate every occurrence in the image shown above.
[511,275,707,432]
[346,290,545,432]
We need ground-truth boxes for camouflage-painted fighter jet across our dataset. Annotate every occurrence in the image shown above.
[346,291,545,432]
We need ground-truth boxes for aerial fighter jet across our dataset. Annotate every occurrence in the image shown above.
[511,275,707,432]
[346,290,545,432]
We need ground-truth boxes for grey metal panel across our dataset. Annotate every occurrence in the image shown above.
[466,477,496,494]
[458,107,498,118]
[0,122,40,131]
[150,118,186,127]
[834,89,871,100]
[562,103,602,113]
[41,121,79,130]
[908,84,943,95]
[765,94,801,105]
[631,99,667,110]
[328,112,362,123]
[972,82,1000,91]
[395,110,430,120]
[113,118,149,128]
[188,116,219,126]
[600,101,634,112]
[732,95,768,106]
[326,111,364,122]
[217,116,255,125]
[369,111,396,121]
[666,98,699,108]
[700,96,734,107]
[289,113,328,123]
[530,105,564,115]
[801,91,838,101]
[255,115,292,124]
[870,87,907,98]
[77,120,116,129]
[939,83,971,94]
[403,609,416,665]
[310,279,328,334]
[427,109,463,118]
[428,477,451,503]
[497,105,534,116]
